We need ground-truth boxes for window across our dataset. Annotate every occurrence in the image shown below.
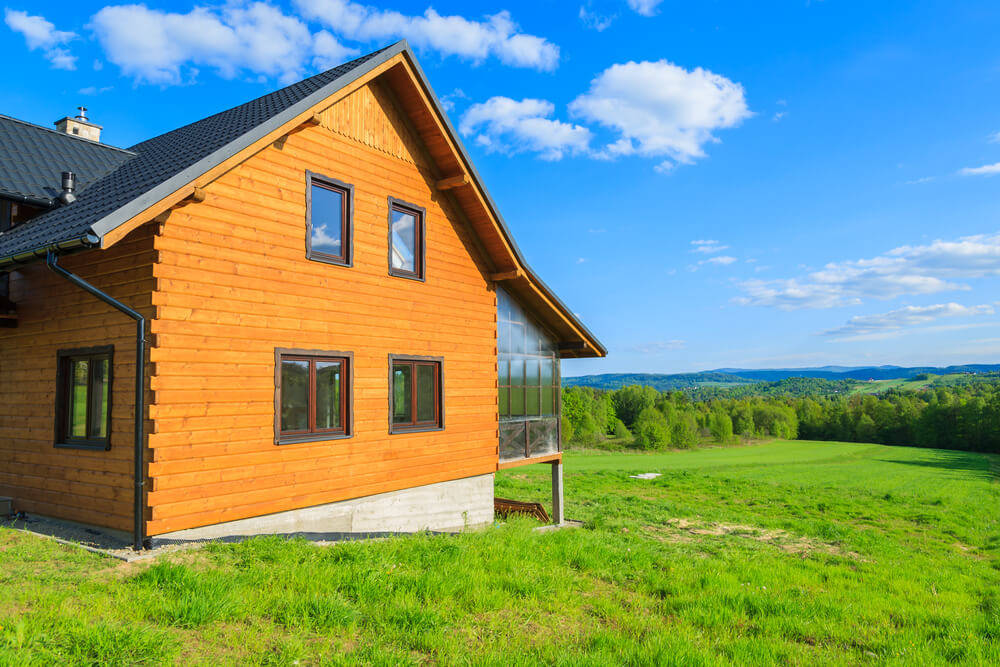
[390,356,442,432]
[55,346,113,450]
[388,198,425,280]
[497,288,561,462]
[306,172,352,266]
[1,199,47,232]
[275,349,352,444]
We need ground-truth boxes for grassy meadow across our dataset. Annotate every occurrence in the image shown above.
[1,440,998,664]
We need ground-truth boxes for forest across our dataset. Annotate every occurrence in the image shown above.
[561,375,1000,454]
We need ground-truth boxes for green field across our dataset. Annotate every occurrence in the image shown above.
[2,441,998,664]
[847,372,974,395]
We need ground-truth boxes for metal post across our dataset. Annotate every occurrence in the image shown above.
[551,460,564,525]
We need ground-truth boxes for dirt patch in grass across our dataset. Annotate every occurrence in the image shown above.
[642,519,866,560]
[952,541,988,560]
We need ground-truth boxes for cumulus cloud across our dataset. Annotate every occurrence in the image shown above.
[822,303,995,340]
[627,0,663,16]
[703,255,737,266]
[959,162,1000,176]
[294,0,559,71]
[569,59,750,170]
[736,232,1000,310]
[459,97,592,160]
[691,239,729,254]
[89,2,353,85]
[312,29,360,70]
[579,5,615,31]
[4,9,77,70]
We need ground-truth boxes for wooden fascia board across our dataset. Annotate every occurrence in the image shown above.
[99,54,405,249]
[392,57,520,267]
[390,56,605,357]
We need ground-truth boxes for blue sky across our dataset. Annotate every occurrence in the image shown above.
[4,1,1000,376]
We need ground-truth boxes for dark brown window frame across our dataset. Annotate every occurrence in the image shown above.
[54,345,114,451]
[305,171,353,267]
[389,354,444,433]
[387,197,426,281]
[274,348,354,445]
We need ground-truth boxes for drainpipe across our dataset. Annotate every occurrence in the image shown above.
[46,252,147,550]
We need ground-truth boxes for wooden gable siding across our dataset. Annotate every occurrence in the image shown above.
[145,80,499,535]
[0,224,155,532]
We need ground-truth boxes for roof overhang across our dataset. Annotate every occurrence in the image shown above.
[0,42,606,358]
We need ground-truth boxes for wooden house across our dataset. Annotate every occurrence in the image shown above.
[0,42,605,549]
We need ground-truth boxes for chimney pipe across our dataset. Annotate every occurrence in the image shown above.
[60,171,77,205]
[76,106,88,121]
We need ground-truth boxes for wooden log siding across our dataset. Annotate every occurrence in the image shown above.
[146,80,499,535]
[0,224,156,532]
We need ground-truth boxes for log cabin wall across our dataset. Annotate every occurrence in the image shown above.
[0,224,155,532]
[146,80,500,536]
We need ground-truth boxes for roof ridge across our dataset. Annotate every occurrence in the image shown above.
[0,114,136,155]
[126,43,400,153]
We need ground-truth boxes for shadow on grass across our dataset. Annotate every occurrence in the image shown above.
[878,449,999,482]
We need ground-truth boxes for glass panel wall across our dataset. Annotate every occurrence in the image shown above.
[497,288,560,462]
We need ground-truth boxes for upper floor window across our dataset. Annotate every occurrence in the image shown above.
[55,346,113,450]
[388,198,425,280]
[276,349,352,444]
[390,356,442,432]
[306,172,352,266]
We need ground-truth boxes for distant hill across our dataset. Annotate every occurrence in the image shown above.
[563,364,1000,390]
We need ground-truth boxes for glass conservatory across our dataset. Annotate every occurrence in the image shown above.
[497,288,561,463]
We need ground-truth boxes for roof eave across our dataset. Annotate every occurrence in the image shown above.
[398,49,607,358]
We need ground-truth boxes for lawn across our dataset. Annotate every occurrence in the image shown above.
[1,440,998,664]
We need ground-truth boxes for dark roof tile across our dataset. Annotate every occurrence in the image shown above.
[0,115,134,205]
[0,44,393,262]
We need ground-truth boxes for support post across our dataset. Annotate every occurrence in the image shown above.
[550,460,564,525]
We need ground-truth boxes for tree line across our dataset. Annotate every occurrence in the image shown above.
[562,379,1000,454]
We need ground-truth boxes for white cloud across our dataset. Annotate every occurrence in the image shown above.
[312,30,360,70]
[78,85,113,95]
[459,97,592,160]
[4,9,77,70]
[627,0,663,17]
[959,162,1000,176]
[704,255,737,266]
[988,131,1000,144]
[905,176,934,185]
[570,59,750,170]
[90,2,339,85]
[439,88,468,112]
[691,239,729,254]
[579,6,614,31]
[630,340,686,354]
[736,232,1000,310]
[822,303,995,339]
[294,0,559,71]
[773,111,786,122]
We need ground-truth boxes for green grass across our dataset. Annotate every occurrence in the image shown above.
[2,440,998,665]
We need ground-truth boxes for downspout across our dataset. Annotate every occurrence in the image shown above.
[46,252,147,550]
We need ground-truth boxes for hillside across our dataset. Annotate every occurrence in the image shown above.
[564,364,1000,391]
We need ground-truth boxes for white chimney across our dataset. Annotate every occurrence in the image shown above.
[54,106,102,142]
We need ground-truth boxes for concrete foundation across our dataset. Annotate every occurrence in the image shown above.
[149,473,495,546]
